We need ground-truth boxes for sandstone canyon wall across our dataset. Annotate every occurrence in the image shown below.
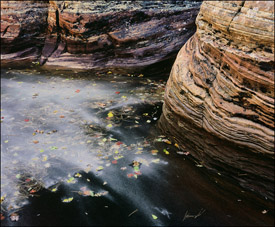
[1,0,48,67]
[159,1,274,200]
[1,0,201,75]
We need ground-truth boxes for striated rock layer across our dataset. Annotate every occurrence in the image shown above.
[1,0,49,67]
[159,1,275,200]
[43,1,201,74]
[1,1,201,73]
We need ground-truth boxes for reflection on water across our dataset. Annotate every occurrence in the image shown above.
[1,68,274,226]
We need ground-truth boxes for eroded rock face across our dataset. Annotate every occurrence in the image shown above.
[42,0,201,73]
[1,0,48,67]
[159,1,274,200]
[1,1,201,72]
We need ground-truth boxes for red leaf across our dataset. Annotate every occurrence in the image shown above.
[115,91,120,94]
[112,160,117,164]
[24,119,29,122]
[59,115,65,118]
[1,117,4,119]
[116,141,123,146]
[127,173,134,178]
[25,178,31,182]
[75,89,80,93]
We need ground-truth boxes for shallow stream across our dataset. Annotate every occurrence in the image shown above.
[1,68,274,226]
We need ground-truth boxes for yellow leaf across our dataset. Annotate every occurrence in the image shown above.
[51,188,57,192]
[107,124,113,128]
[174,143,179,148]
[107,112,114,118]
[162,139,172,144]
[152,214,158,219]
[62,197,73,203]
[42,155,48,161]
[96,166,104,171]
[151,159,160,163]
[1,195,5,203]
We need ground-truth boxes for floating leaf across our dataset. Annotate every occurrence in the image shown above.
[174,143,179,148]
[96,166,104,171]
[1,195,5,203]
[4,140,8,143]
[62,197,73,203]
[107,112,114,118]
[59,115,65,118]
[30,189,36,194]
[67,177,76,183]
[50,146,58,150]
[115,91,120,94]
[162,139,172,144]
[112,160,117,164]
[151,159,160,163]
[39,149,44,153]
[51,188,57,192]
[127,173,134,178]
[163,149,169,155]
[152,214,158,219]
[107,124,113,128]
[10,213,19,221]
[151,150,158,155]
[75,173,82,178]
[114,155,123,160]
[33,140,39,144]
[24,119,29,122]
[75,89,80,93]
[15,174,21,179]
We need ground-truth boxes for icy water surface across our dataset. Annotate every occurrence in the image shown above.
[1,68,274,226]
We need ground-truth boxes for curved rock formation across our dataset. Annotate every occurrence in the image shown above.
[43,1,201,74]
[159,1,274,200]
[1,0,48,67]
